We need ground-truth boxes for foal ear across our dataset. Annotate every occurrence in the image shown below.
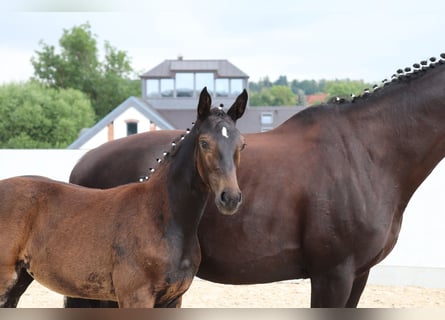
[197,87,212,120]
[227,89,248,122]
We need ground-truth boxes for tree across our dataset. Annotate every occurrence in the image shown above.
[32,22,99,93]
[250,85,296,106]
[291,79,320,95]
[93,42,141,118]
[31,22,140,120]
[274,75,288,86]
[324,79,371,100]
[0,82,95,148]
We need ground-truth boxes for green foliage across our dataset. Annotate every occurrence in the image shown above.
[250,85,296,106]
[274,75,288,86]
[0,82,95,148]
[31,22,140,120]
[249,76,373,106]
[249,76,272,92]
[324,79,370,100]
[290,79,322,95]
[32,23,99,91]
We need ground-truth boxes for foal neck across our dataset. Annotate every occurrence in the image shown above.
[152,127,208,235]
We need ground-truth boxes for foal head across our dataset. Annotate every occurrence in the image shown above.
[193,87,247,215]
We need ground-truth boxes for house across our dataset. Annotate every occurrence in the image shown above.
[306,93,328,106]
[68,97,175,149]
[68,58,305,149]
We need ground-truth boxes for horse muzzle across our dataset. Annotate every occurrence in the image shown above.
[215,190,243,215]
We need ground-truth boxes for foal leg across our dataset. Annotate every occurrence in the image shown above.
[155,296,182,308]
[64,297,118,308]
[0,265,34,308]
[116,287,156,308]
[2,269,34,307]
[345,270,370,307]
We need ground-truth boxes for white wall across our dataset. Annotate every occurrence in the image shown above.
[78,107,161,149]
[113,107,155,138]
[0,149,444,287]
[0,149,88,182]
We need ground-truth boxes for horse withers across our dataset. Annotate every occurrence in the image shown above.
[0,87,247,308]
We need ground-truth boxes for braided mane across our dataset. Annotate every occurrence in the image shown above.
[331,53,445,105]
[138,107,230,182]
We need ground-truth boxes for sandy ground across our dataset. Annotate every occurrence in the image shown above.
[16,278,445,308]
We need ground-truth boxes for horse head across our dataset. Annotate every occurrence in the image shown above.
[194,87,247,215]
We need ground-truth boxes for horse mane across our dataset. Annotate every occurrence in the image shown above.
[330,53,445,105]
[138,106,231,182]
[279,53,445,128]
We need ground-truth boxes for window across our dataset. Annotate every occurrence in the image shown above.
[196,73,214,95]
[175,73,194,97]
[145,79,159,97]
[261,112,274,125]
[126,122,138,136]
[145,73,244,99]
[215,78,229,97]
[230,79,243,96]
[160,79,174,97]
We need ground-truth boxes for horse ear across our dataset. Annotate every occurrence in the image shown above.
[227,89,248,122]
[197,87,212,120]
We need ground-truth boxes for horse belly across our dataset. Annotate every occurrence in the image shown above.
[198,248,306,284]
[22,234,116,301]
[27,259,116,301]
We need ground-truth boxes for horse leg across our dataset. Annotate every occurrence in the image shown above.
[155,296,182,308]
[64,297,118,308]
[0,266,34,308]
[169,296,182,308]
[3,269,34,308]
[64,290,182,308]
[310,270,355,307]
[345,270,370,307]
[116,287,156,308]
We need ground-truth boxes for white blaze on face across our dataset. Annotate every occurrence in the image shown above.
[222,126,229,138]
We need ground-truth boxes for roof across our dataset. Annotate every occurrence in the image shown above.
[141,59,249,79]
[306,93,328,105]
[156,106,306,134]
[67,96,175,149]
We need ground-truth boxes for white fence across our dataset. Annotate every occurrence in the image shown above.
[0,149,444,288]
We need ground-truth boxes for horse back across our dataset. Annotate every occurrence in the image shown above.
[70,130,182,187]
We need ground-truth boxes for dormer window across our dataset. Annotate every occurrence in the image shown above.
[175,73,194,97]
[141,59,248,100]
[215,78,229,97]
[126,120,138,136]
[216,78,245,97]
[161,79,174,97]
[196,73,214,94]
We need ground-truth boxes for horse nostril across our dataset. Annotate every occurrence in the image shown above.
[221,191,242,205]
[221,191,229,204]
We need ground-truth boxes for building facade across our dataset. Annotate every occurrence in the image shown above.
[69,58,304,149]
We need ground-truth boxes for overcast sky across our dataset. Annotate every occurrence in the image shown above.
[1,0,445,84]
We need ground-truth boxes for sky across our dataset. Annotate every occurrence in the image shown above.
[1,0,445,85]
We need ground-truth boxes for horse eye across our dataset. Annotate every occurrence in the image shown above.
[200,140,209,150]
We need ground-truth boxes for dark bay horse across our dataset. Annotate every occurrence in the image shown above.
[0,87,247,308]
[68,54,445,307]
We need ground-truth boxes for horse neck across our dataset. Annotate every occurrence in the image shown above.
[344,65,445,196]
[155,130,209,238]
